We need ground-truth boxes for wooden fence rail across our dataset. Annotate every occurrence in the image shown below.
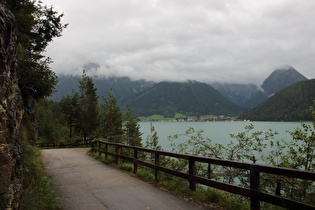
[37,142,91,149]
[91,140,315,210]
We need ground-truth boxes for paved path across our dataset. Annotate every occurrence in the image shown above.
[42,148,208,210]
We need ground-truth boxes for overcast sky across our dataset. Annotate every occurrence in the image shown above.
[43,0,315,84]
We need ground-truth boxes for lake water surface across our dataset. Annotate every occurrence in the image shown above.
[139,121,311,151]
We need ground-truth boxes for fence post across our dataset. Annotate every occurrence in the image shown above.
[250,165,260,210]
[189,159,196,191]
[133,149,138,174]
[91,141,95,152]
[98,141,101,156]
[116,145,121,165]
[105,144,108,159]
[155,153,160,182]
[276,180,281,196]
[208,163,212,179]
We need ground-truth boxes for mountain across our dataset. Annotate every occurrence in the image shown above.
[211,66,308,108]
[240,79,315,121]
[261,66,308,96]
[210,83,260,108]
[50,75,154,104]
[124,81,247,117]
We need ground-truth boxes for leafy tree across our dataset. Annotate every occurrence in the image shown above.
[144,122,161,162]
[145,122,161,150]
[101,90,123,142]
[10,0,67,102]
[78,71,98,142]
[7,0,66,145]
[60,90,80,138]
[123,105,142,146]
[273,101,315,202]
[168,102,315,204]
[18,58,58,101]
[36,99,67,143]
[168,125,280,183]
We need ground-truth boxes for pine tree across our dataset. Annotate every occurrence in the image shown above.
[145,122,161,150]
[123,105,142,146]
[60,90,80,138]
[78,71,98,142]
[101,90,123,142]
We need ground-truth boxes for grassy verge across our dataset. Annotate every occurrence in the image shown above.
[20,141,61,210]
[138,113,214,121]
[89,152,248,210]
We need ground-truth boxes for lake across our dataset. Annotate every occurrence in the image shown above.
[139,121,311,151]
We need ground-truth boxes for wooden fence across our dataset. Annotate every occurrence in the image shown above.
[91,140,315,210]
[37,141,91,149]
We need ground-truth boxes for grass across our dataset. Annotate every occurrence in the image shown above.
[138,113,214,121]
[20,141,61,210]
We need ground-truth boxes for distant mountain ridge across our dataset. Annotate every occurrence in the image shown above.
[240,79,315,121]
[261,66,307,96]
[210,83,260,108]
[50,66,310,118]
[50,75,154,105]
[211,66,308,108]
[123,81,247,117]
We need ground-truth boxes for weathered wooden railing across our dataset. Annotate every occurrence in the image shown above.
[38,141,91,149]
[91,140,315,210]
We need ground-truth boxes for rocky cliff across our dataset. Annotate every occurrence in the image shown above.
[0,2,24,209]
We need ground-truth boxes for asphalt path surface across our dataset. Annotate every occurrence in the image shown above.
[41,148,209,210]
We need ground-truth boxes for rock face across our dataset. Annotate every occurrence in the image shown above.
[0,3,24,209]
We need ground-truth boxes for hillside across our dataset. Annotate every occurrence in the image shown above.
[210,83,260,108]
[50,75,154,104]
[240,79,315,121]
[124,81,247,117]
[212,66,308,108]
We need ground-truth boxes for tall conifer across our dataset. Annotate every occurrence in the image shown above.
[78,71,98,142]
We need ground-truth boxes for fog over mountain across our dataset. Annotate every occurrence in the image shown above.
[210,66,308,108]
[44,0,315,84]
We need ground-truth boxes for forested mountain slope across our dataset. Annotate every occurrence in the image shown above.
[240,79,315,121]
[124,81,247,117]
[51,75,154,104]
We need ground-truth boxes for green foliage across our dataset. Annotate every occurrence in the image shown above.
[118,163,134,172]
[20,141,60,209]
[123,105,142,146]
[100,90,123,142]
[59,91,81,138]
[145,122,161,150]
[78,71,99,141]
[228,124,278,163]
[127,81,247,117]
[10,0,67,101]
[18,58,58,101]
[36,99,68,143]
[169,104,315,205]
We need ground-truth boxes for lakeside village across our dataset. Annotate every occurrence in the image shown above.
[139,115,246,122]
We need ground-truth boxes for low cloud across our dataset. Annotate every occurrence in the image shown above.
[44,0,315,84]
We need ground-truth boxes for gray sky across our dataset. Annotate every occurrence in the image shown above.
[43,0,315,84]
